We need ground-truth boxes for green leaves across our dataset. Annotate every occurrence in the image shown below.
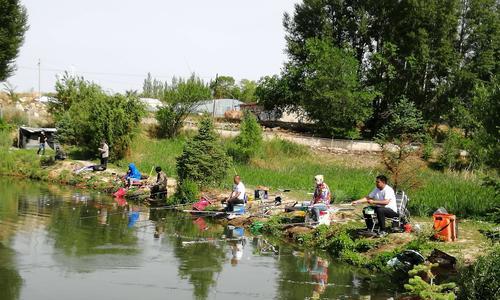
[228,112,263,163]
[176,117,230,187]
[54,74,145,159]
[301,38,375,136]
[0,0,28,81]
[154,74,211,138]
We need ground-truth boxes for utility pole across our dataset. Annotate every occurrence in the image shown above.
[37,58,41,98]
[212,73,218,118]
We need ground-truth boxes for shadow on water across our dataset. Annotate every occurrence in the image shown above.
[0,177,398,300]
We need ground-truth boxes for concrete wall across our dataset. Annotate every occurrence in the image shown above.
[216,129,382,152]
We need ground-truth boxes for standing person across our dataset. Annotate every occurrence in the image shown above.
[98,140,109,170]
[224,175,246,212]
[310,175,331,222]
[351,175,398,236]
[37,131,47,155]
[150,166,167,200]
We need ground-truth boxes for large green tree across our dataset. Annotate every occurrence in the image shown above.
[0,0,28,81]
[258,0,499,168]
[54,73,145,159]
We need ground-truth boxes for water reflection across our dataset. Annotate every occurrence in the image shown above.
[0,178,397,300]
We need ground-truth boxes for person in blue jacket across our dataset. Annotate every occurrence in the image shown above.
[124,163,142,187]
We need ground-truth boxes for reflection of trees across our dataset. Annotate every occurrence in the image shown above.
[161,212,226,300]
[0,243,22,300]
[274,247,395,300]
[46,202,138,256]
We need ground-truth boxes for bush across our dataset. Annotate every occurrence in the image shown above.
[227,111,262,163]
[422,134,435,161]
[53,73,145,159]
[437,130,473,171]
[156,106,177,138]
[457,246,500,300]
[176,116,231,187]
[405,263,457,300]
[172,179,200,204]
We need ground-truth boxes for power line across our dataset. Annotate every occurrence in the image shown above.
[17,65,214,80]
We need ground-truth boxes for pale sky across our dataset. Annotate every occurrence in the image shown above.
[9,0,298,93]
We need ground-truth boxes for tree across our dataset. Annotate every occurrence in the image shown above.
[239,79,257,102]
[176,116,230,187]
[54,74,145,159]
[255,74,294,116]
[141,72,166,99]
[377,97,426,190]
[210,75,240,99]
[301,38,375,137]
[155,74,211,138]
[0,0,28,81]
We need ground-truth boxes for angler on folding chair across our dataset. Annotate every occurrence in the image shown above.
[363,191,410,233]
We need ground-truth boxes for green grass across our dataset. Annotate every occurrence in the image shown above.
[118,133,188,177]
[124,133,497,219]
[1,127,497,220]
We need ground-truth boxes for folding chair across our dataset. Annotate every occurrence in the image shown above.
[363,191,410,233]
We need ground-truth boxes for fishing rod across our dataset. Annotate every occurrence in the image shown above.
[182,237,244,245]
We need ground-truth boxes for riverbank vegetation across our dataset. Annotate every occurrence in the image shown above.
[256,0,499,173]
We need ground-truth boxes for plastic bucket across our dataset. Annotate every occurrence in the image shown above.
[433,213,457,242]
[233,204,245,215]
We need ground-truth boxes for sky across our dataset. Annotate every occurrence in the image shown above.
[9,0,298,93]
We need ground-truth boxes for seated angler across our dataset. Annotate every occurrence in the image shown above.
[310,175,331,222]
[150,166,167,200]
[351,175,398,236]
[124,163,142,187]
[224,175,246,213]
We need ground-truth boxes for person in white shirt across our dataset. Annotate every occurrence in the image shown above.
[351,175,398,235]
[225,175,246,212]
[98,140,109,170]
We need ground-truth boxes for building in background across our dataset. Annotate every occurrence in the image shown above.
[193,99,244,117]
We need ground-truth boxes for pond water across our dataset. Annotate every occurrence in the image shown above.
[0,178,399,300]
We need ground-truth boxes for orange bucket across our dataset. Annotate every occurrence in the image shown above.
[433,213,457,242]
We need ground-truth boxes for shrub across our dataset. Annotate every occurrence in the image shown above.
[156,106,177,138]
[457,246,500,300]
[227,111,262,163]
[53,73,145,159]
[405,263,457,300]
[437,130,471,171]
[422,134,435,161]
[172,179,200,204]
[176,116,230,187]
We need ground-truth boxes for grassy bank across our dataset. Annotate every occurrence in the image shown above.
[0,126,497,220]
[122,132,497,220]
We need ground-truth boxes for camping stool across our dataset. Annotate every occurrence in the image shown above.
[233,204,245,215]
[363,206,378,232]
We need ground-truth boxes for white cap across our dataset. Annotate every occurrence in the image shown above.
[314,175,324,184]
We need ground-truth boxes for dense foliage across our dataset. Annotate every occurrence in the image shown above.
[210,76,257,103]
[171,179,199,204]
[52,73,145,159]
[457,246,500,300]
[0,0,28,81]
[405,263,457,300]
[257,0,499,168]
[377,97,426,190]
[150,74,211,138]
[176,116,230,187]
[227,111,263,163]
